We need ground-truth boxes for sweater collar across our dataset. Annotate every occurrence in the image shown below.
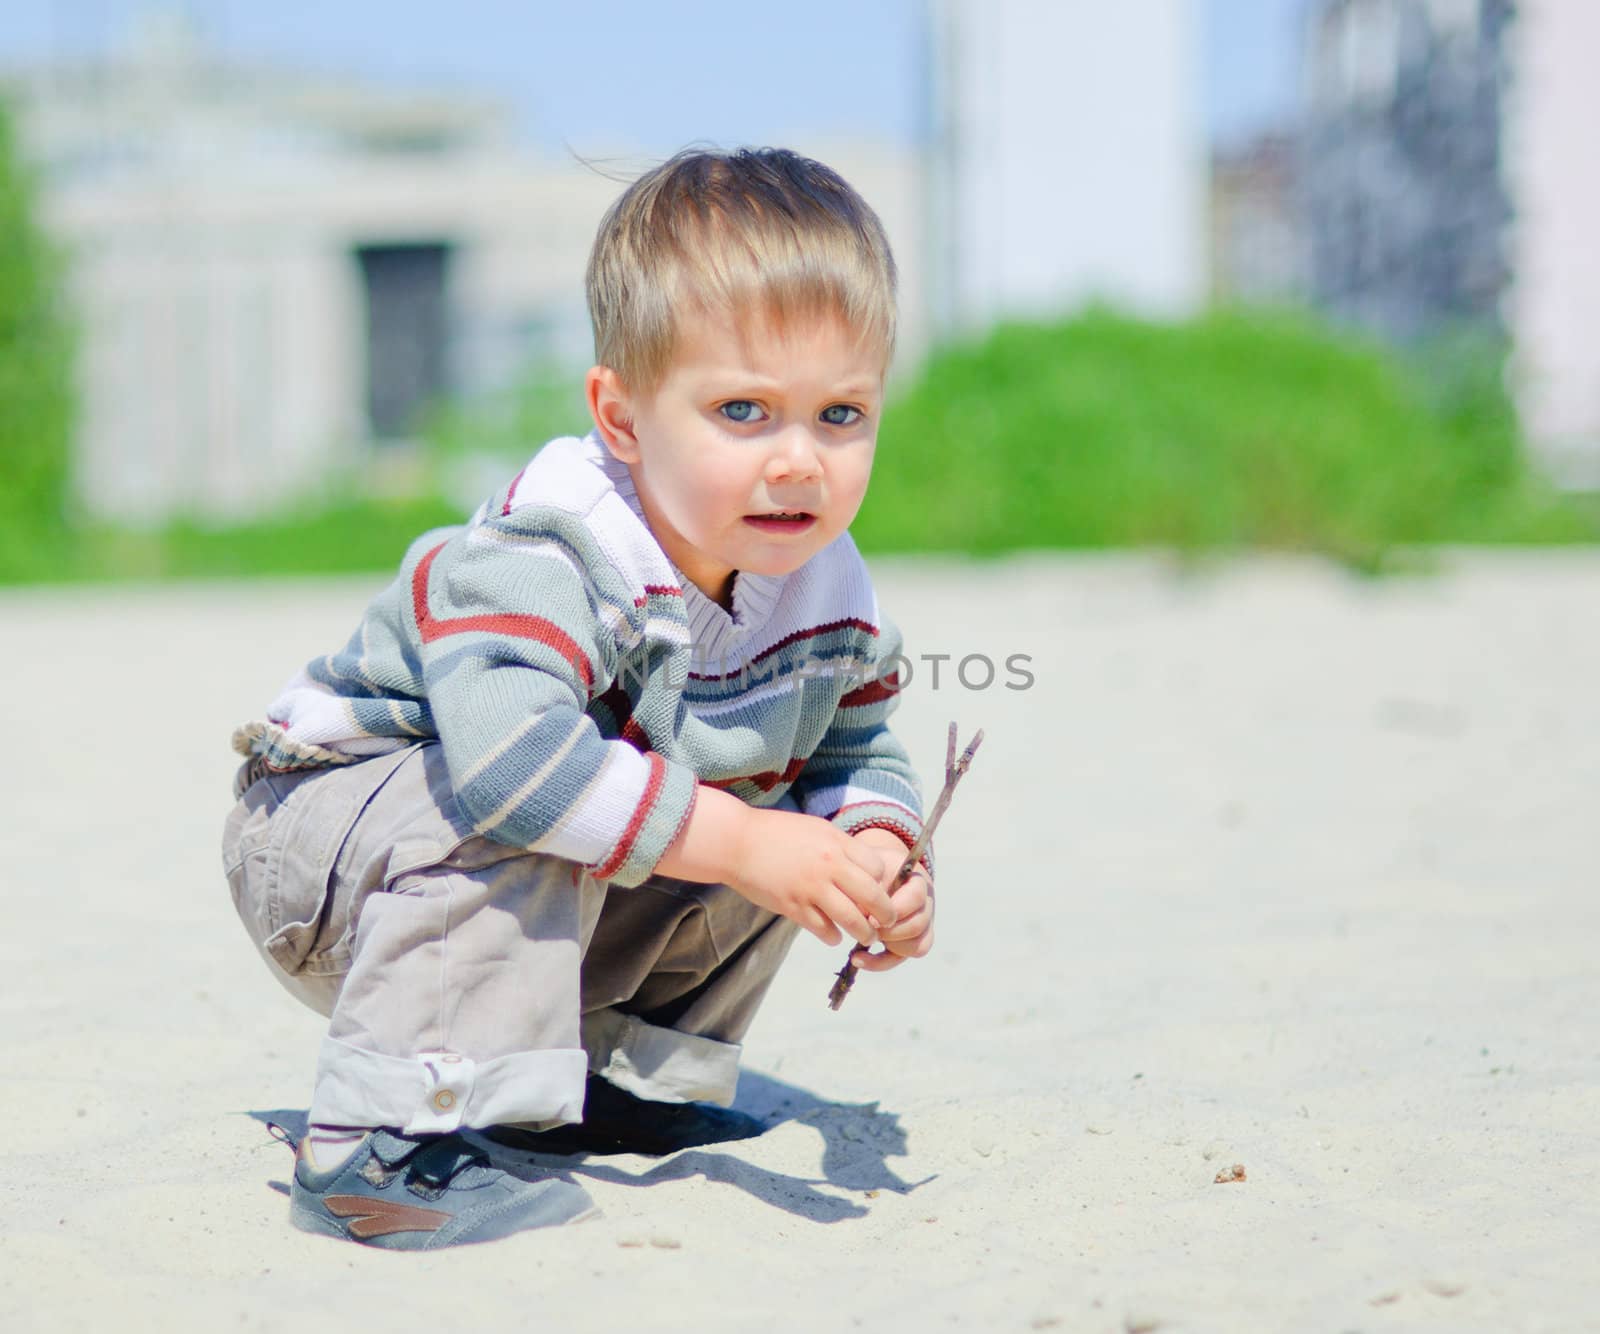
[580,431,786,655]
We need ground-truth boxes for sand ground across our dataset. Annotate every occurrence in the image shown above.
[2,551,1597,1333]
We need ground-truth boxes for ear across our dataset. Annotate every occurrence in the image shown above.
[586,365,641,463]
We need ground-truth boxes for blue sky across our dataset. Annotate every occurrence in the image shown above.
[1,1,1303,151]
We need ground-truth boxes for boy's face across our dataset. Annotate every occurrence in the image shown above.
[589,310,884,608]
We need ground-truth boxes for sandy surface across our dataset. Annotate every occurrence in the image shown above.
[2,551,1597,1333]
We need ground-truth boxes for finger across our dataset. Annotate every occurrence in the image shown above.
[803,908,842,948]
[886,876,930,920]
[849,945,907,973]
[880,903,932,942]
[833,857,897,929]
[898,867,932,896]
[841,836,892,881]
[883,926,934,960]
[820,886,880,949]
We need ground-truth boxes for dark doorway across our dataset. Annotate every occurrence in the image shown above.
[356,242,452,440]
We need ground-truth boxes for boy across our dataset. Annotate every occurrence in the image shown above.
[222,147,933,1249]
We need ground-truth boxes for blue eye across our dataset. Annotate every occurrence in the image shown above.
[820,404,862,426]
[720,401,764,423]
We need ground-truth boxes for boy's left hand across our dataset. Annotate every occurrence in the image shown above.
[845,827,934,973]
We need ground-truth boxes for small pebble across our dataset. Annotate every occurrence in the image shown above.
[1213,1163,1247,1183]
[1125,1312,1164,1333]
[1085,1125,1113,1136]
[649,1234,682,1250]
[1422,1278,1465,1298]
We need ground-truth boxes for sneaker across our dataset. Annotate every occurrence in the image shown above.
[272,1123,597,1249]
[483,1074,768,1157]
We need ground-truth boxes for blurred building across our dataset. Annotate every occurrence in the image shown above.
[1501,1,1600,485]
[1303,0,1510,340]
[1,15,923,523]
[924,0,1207,333]
[1210,131,1307,304]
[1303,0,1600,483]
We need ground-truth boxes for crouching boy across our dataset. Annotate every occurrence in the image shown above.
[221,146,933,1249]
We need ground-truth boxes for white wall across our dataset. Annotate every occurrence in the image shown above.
[1504,0,1600,484]
[44,147,928,523]
[928,0,1208,333]
[11,27,931,523]
[53,178,379,522]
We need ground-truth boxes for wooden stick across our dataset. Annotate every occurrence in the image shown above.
[827,722,984,1010]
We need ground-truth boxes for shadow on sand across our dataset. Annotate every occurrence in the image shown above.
[247,1069,931,1224]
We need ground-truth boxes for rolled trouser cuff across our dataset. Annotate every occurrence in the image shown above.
[581,1008,742,1106]
[310,1035,589,1134]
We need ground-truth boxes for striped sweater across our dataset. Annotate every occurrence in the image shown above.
[233,431,925,889]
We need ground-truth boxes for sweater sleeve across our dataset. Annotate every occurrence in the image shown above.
[413,522,697,888]
[790,613,928,868]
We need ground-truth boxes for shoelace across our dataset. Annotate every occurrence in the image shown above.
[265,1120,300,1153]
[401,1135,492,1197]
[265,1119,491,1194]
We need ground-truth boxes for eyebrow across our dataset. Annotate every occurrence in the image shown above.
[691,369,882,398]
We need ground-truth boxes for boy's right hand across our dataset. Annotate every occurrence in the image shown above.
[653,785,896,946]
[728,806,898,948]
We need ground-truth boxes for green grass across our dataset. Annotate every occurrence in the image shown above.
[2,306,1593,585]
[852,307,1595,568]
[0,495,464,585]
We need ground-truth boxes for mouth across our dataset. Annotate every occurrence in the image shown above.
[743,510,817,534]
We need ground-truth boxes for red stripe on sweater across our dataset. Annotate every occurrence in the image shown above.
[686,617,879,681]
[838,672,901,707]
[633,584,683,609]
[592,752,666,880]
[706,756,808,794]
[500,464,530,515]
[828,799,920,821]
[844,817,920,849]
[841,817,932,879]
[411,542,594,693]
[823,806,928,866]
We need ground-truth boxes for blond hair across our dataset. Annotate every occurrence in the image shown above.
[585,147,898,390]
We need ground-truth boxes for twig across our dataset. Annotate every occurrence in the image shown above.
[827,722,984,1010]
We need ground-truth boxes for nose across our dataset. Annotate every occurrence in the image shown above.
[765,425,823,484]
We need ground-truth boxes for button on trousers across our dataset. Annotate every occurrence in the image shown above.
[221,743,799,1135]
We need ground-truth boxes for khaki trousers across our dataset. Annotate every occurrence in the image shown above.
[221,743,798,1135]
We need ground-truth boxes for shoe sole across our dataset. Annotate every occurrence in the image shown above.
[289,1184,601,1248]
